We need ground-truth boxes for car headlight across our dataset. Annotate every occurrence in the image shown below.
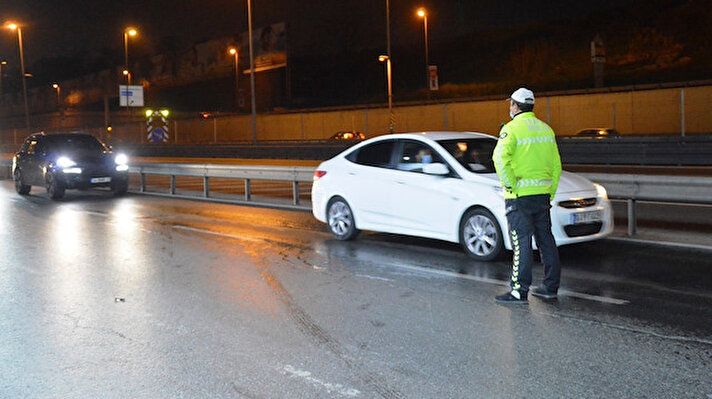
[594,183,608,199]
[57,156,76,168]
[115,164,129,172]
[114,153,128,165]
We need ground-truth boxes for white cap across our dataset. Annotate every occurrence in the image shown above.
[508,87,535,105]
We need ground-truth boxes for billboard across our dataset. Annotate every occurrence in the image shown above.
[241,22,287,73]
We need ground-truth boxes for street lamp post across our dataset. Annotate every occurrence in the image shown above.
[247,0,257,143]
[417,8,430,99]
[386,0,391,59]
[52,83,60,109]
[122,69,131,111]
[228,47,239,111]
[6,23,30,133]
[379,55,394,134]
[123,27,137,110]
[0,61,6,98]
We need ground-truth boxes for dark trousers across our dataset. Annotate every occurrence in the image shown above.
[505,194,561,294]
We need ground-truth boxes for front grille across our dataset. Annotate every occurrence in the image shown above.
[558,198,597,209]
[564,222,603,237]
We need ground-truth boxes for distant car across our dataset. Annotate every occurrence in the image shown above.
[12,132,130,200]
[575,128,620,138]
[329,131,366,141]
[311,132,613,261]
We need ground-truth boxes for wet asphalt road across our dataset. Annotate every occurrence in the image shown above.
[1,181,711,398]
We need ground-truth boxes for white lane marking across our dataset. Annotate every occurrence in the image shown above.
[172,225,629,305]
[282,365,360,397]
[388,262,630,305]
[355,274,394,282]
[171,225,264,242]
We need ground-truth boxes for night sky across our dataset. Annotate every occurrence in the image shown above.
[2,0,635,65]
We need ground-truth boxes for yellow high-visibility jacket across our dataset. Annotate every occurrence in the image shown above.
[493,112,562,200]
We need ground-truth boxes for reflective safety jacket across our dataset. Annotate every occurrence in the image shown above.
[493,112,562,199]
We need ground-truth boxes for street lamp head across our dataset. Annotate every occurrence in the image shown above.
[52,83,59,89]
[122,69,129,76]
[5,22,19,30]
[126,27,137,36]
[417,8,426,18]
[1,61,6,65]
[378,55,389,62]
[228,47,237,55]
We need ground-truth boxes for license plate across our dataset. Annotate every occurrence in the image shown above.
[90,177,111,183]
[570,210,602,224]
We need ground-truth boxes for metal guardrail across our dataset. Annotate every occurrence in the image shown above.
[2,159,711,236]
[129,163,315,211]
[582,173,712,235]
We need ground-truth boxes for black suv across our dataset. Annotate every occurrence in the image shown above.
[12,133,129,200]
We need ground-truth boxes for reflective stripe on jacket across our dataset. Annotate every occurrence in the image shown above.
[492,112,562,199]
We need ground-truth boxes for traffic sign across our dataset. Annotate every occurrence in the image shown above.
[119,85,144,107]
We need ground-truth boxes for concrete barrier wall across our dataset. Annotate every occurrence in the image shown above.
[2,85,710,146]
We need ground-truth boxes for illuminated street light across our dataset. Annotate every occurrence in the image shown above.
[378,55,394,134]
[52,83,61,109]
[5,22,30,133]
[228,47,239,111]
[416,7,430,99]
[122,68,131,109]
[123,27,137,110]
[0,61,6,97]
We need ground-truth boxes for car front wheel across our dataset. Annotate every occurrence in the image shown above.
[46,173,65,200]
[459,208,503,261]
[14,169,31,195]
[327,197,360,240]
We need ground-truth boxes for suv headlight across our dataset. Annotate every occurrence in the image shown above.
[57,156,76,168]
[594,183,608,199]
[114,153,129,171]
[115,153,128,165]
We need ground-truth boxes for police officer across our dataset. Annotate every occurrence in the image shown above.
[493,87,562,304]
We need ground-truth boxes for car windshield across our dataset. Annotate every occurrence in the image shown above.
[44,135,106,154]
[437,138,497,173]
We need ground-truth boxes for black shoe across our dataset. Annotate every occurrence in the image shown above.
[495,291,528,304]
[531,287,558,300]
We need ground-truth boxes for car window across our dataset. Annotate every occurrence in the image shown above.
[350,140,395,168]
[437,138,497,173]
[45,135,106,154]
[396,140,445,173]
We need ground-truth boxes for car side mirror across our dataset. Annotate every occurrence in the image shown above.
[423,163,449,176]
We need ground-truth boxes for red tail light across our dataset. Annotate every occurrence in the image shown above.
[313,170,327,181]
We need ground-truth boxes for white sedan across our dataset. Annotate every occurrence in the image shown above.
[311,132,613,261]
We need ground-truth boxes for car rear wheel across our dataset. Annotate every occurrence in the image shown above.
[459,208,503,261]
[46,173,65,200]
[13,170,31,195]
[327,197,360,240]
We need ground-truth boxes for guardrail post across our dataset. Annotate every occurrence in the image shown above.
[293,181,300,206]
[203,176,209,198]
[140,173,146,193]
[170,175,176,195]
[244,179,251,201]
[627,199,637,236]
